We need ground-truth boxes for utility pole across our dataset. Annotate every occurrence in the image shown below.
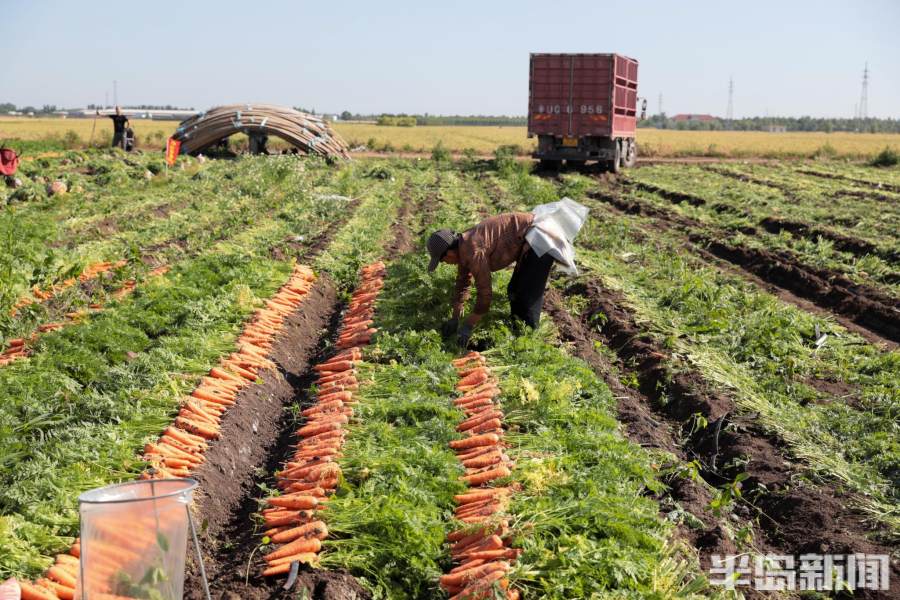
[858,62,868,119]
[113,80,118,107]
[104,91,109,109]
[658,92,664,117]
[726,77,734,122]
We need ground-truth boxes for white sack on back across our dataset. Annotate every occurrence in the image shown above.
[525,197,589,275]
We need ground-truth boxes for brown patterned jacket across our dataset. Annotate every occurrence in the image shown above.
[452,212,534,326]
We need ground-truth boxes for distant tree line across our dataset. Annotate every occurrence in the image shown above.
[0,102,194,114]
[640,114,900,133]
[340,111,527,126]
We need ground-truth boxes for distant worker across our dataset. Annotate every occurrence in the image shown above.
[97,106,130,149]
[427,199,588,348]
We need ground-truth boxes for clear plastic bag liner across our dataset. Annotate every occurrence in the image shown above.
[77,479,196,600]
[525,197,589,275]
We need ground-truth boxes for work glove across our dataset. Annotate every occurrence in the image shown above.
[441,318,459,338]
[457,322,473,349]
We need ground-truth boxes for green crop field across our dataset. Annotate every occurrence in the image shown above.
[0,146,898,598]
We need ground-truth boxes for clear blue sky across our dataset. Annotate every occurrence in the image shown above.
[1,0,897,118]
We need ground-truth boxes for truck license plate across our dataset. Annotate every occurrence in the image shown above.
[562,137,578,147]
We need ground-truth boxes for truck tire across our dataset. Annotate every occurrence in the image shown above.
[609,140,622,174]
[624,139,637,168]
[538,159,561,172]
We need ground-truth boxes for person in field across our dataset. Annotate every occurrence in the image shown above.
[428,201,588,348]
[97,106,130,149]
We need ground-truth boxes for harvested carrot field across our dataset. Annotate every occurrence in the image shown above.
[1,148,898,599]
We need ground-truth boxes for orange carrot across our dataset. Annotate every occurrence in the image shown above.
[19,581,58,600]
[264,536,322,562]
[209,367,243,383]
[454,488,510,505]
[439,561,508,589]
[267,494,318,510]
[270,520,328,544]
[38,578,74,600]
[461,465,511,486]
[449,433,500,450]
[174,417,220,440]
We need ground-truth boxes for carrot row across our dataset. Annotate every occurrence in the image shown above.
[9,259,129,317]
[441,352,520,600]
[17,264,316,599]
[0,265,170,368]
[258,260,386,578]
[141,263,316,480]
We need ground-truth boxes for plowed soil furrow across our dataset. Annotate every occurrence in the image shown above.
[797,168,900,194]
[759,216,900,265]
[588,190,900,345]
[548,282,900,599]
[182,190,415,599]
[183,277,370,600]
[543,289,745,571]
[630,180,706,206]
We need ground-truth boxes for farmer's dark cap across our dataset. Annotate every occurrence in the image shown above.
[427,229,457,272]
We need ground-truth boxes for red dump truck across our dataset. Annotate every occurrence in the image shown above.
[528,53,644,171]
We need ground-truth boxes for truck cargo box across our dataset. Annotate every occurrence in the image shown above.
[528,53,639,168]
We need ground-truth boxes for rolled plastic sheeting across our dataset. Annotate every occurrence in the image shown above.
[173,104,350,160]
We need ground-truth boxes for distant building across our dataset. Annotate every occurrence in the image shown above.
[671,113,718,123]
[764,124,787,132]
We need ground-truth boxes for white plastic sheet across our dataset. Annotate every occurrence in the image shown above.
[525,197,589,274]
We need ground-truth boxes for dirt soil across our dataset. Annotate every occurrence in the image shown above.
[548,280,900,599]
[588,189,900,347]
[183,277,370,599]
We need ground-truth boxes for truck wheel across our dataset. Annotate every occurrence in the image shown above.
[624,140,637,168]
[538,159,561,172]
[609,141,622,174]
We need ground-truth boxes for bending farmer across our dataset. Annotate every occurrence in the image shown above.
[428,200,588,348]
[427,212,553,348]
[97,106,130,149]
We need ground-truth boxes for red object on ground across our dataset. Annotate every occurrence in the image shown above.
[165,137,181,166]
[0,148,19,176]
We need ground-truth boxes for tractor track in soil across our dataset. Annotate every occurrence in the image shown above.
[587,190,900,347]
[546,282,900,599]
[183,186,416,599]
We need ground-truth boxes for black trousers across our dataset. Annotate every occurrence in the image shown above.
[507,248,555,328]
[112,131,124,148]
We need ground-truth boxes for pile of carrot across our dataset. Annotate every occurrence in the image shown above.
[141,264,316,479]
[15,264,316,600]
[258,261,386,578]
[440,351,520,600]
[0,265,170,368]
[9,260,128,317]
